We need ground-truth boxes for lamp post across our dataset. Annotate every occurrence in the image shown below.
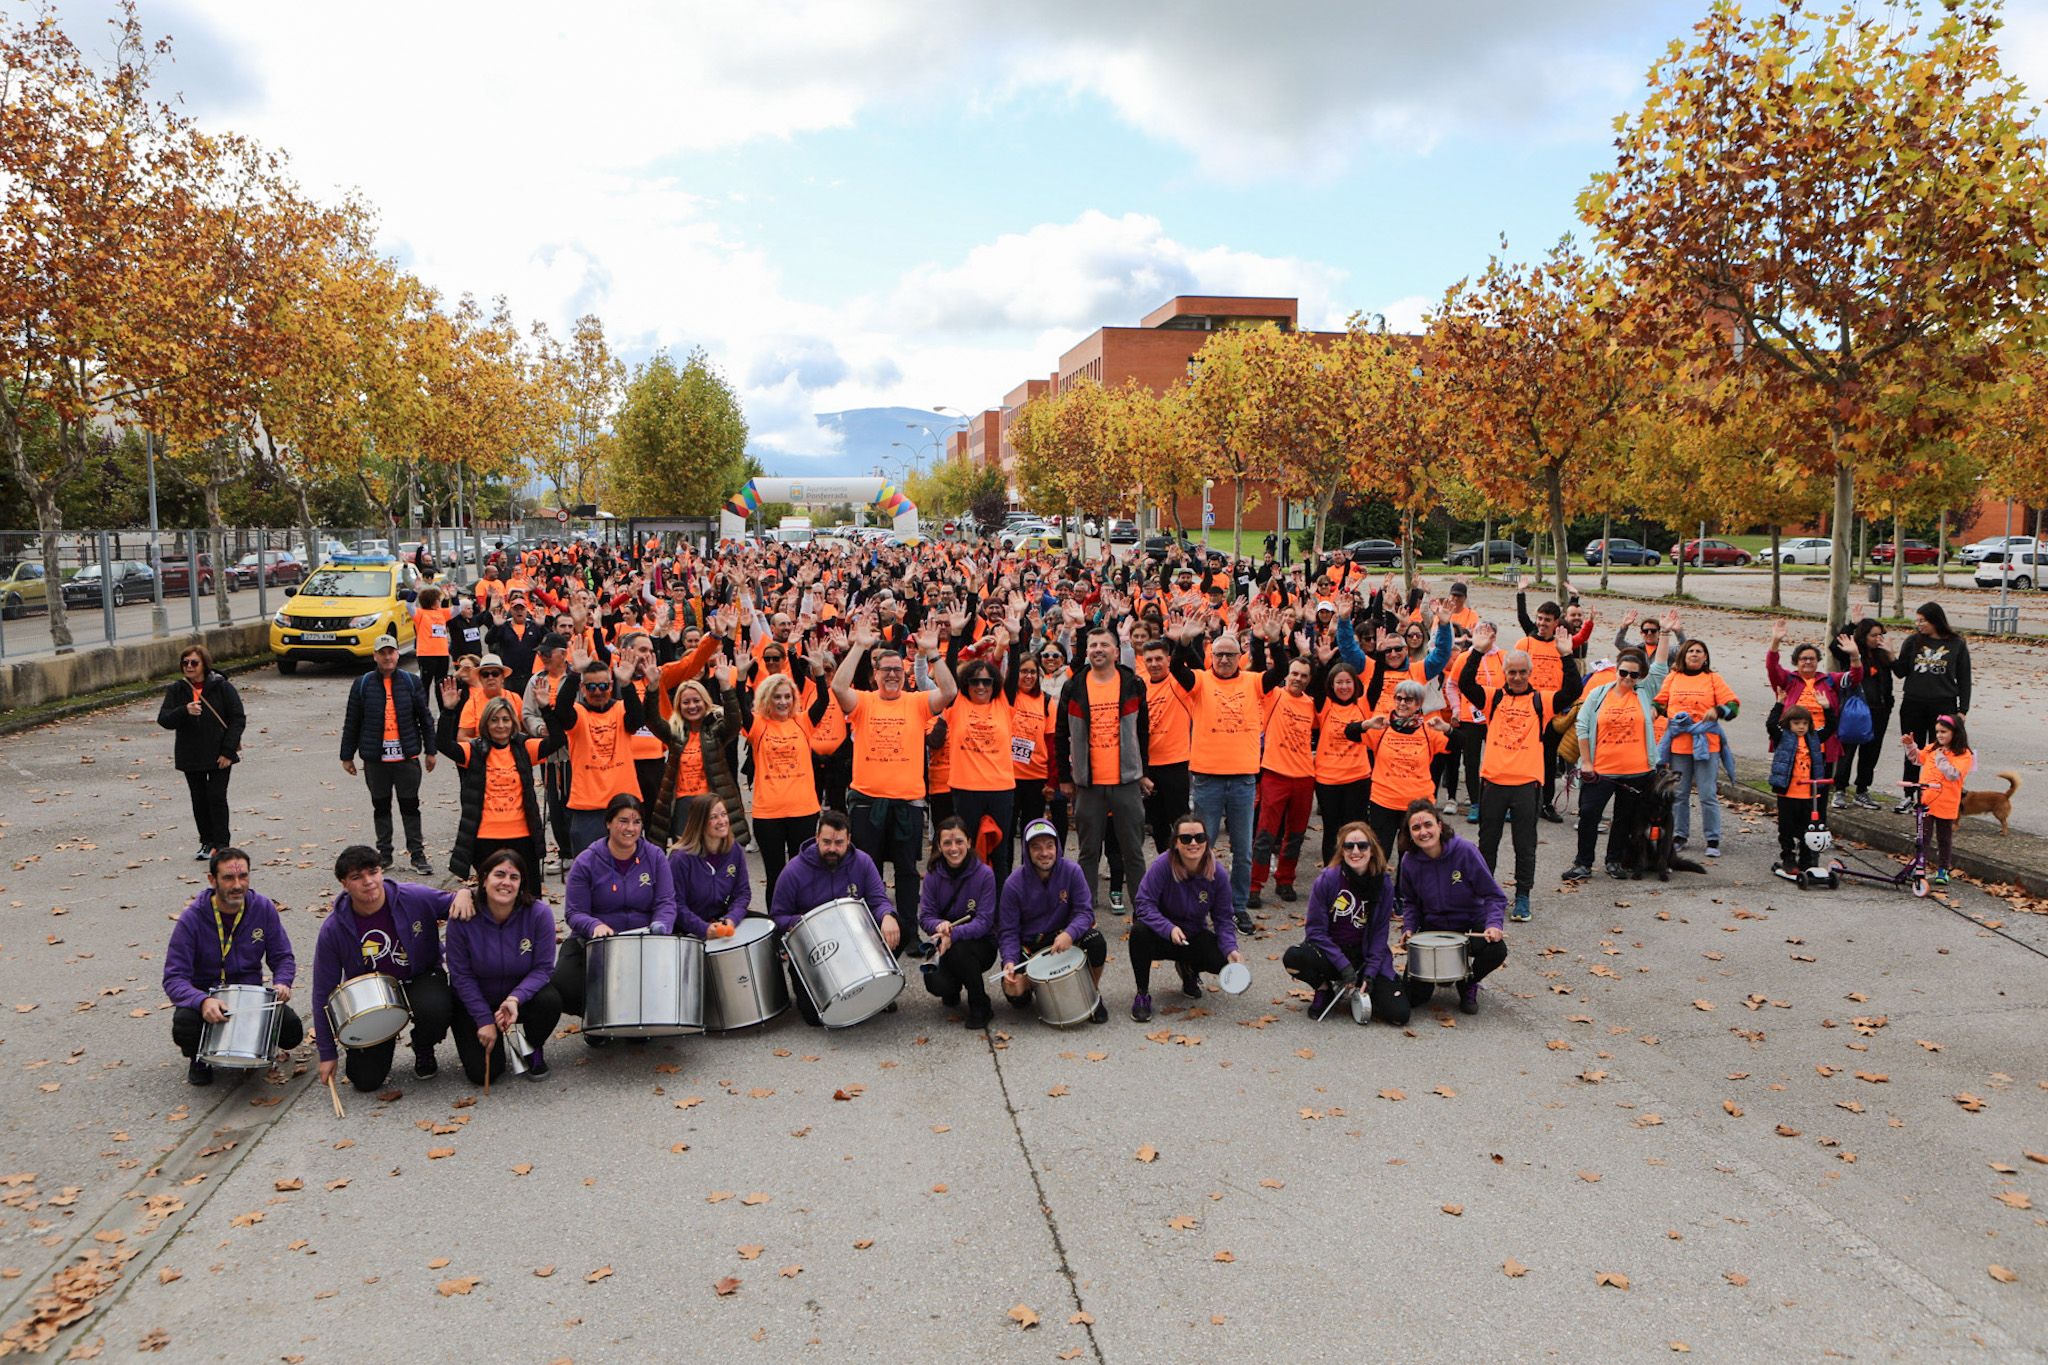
[144,429,167,638]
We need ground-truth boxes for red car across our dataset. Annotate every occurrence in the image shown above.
[1671,538,1751,567]
[156,553,217,597]
[1872,540,1941,566]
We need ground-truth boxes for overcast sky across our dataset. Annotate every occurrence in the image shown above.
[66,0,2048,462]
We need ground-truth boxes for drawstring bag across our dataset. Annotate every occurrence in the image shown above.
[1837,691,1874,747]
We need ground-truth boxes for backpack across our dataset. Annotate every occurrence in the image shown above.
[1837,690,1874,747]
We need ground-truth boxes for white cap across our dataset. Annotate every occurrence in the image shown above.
[373,633,399,650]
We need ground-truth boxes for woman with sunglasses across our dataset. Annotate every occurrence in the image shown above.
[1128,814,1243,1023]
[158,645,246,860]
[1564,636,1672,881]
[1394,800,1506,1014]
[1285,821,1408,1025]
[946,655,1019,890]
[745,669,838,903]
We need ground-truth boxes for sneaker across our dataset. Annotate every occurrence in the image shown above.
[1177,962,1202,999]
[1277,882,1297,903]
[525,1048,550,1080]
[1773,863,1801,883]
[1605,863,1628,880]
[1853,792,1881,811]
[1562,864,1592,882]
[882,1001,899,1014]
[966,1001,995,1030]
[1705,840,1721,859]
[186,1058,214,1087]
[1466,806,1481,824]
[1234,910,1255,934]
[544,852,564,876]
[409,854,434,877]
[1308,987,1333,1016]
[1246,888,1264,909]
[1457,981,1479,1015]
[1540,804,1564,824]
[1108,890,1126,913]
[1089,999,1109,1025]
[1130,992,1154,1023]
[412,1049,438,1079]
[1510,894,1531,923]
[1892,798,1915,815]
[1933,868,1951,886]
[1443,799,1461,816]
[193,846,212,862]
[1672,835,1688,853]
[1830,793,1848,810]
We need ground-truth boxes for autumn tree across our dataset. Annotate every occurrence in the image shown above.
[1116,382,1202,538]
[1582,0,2048,627]
[1010,380,1115,525]
[1969,345,2048,559]
[535,313,622,511]
[608,349,748,516]
[1182,326,1279,555]
[1327,321,1445,582]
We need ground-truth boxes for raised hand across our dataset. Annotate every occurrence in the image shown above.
[1473,622,1497,653]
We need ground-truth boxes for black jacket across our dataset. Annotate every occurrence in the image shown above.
[339,666,432,763]
[157,671,246,772]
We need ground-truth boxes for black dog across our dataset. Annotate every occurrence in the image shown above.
[1619,768,1707,881]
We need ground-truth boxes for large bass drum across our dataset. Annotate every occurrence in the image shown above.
[198,984,283,1068]
[584,931,705,1038]
[786,898,904,1028]
[704,918,788,1032]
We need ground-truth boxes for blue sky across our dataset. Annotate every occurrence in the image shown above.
[79,0,2048,472]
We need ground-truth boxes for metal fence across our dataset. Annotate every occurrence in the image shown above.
[0,525,511,661]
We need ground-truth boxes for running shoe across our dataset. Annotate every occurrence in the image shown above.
[1130,992,1154,1023]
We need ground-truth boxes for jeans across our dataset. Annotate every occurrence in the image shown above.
[1476,781,1539,894]
[1189,772,1256,914]
[1671,751,1722,844]
[540,762,573,859]
[363,757,425,861]
[568,808,609,859]
[1074,780,1149,910]
[183,767,232,849]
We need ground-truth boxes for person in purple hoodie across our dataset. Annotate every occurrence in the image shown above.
[1394,799,1507,1015]
[1129,812,1244,1023]
[767,810,900,1027]
[667,795,751,938]
[1283,821,1410,1026]
[918,816,1000,1030]
[165,847,302,1086]
[549,793,677,1044]
[312,844,464,1092]
[998,818,1109,1025]
[446,848,560,1085]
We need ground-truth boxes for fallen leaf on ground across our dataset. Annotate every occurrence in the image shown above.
[156,1268,181,1285]
[427,1257,451,1269]
[1378,1088,1405,1102]
[778,1265,801,1278]
[533,1266,555,1278]
[1994,1191,2032,1210]
[1008,1304,1039,1328]
[1989,1264,2018,1283]
[737,1245,763,1261]
[1441,1204,1464,1216]
[1069,1311,1094,1325]
[1213,1250,1236,1262]
[585,1266,613,1283]
[511,1164,533,1176]
[740,1192,772,1206]
[1722,1100,1743,1117]
[1724,1271,1749,1287]
[1135,1145,1158,1163]
[853,1239,874,1250]
[1595,1271,1630,1290]
[1503,1258,1529,1278]
[437,1276,480,1297]
[1046,1084,1069,1097]
[427,1147,455,1160]
[1259,1178,1285,1189]
[273,1179,303,1192]
[712,1276,740,1296]
[1167,1216,1198,1231]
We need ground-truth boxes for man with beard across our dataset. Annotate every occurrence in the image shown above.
[767,810,902,1026]
[163,847,303,1085]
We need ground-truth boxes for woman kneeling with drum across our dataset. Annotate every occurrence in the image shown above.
[1129,813,1243,1024]
[999,818,1109,1026]
[551,794,678,1043]
[1394,800,1506,1015]
[447,849,561,1084]
[1283,822,1409,1026]
[668,794,751,937]
[919,817,1000,1029]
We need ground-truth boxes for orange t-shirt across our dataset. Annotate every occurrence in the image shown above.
[413,607,452,659]
[1911,745,1973,820]
[747,714,821,820]
[946,696,1014,793]
[1592,688,1650,777]
[1010,690,1053,782]
[566,702,637,810]
[1368,660,1428,718]
[627,679,666,761]
[671,735,707,797]
[812,693,848,752]
[1259,687,1316,779]
[1480,688,1545,786]
[849,689,938,800]
[459,688,523,736]
[1782,675,1829,733]
[1655,670,1737,754]
[380,676,403,761]
[926,713,952,796]
[1314,697,1372,784]
[1178,670,1264,776]
[1516,635,1566,694]
[1365,723,1445,810]
[1084,674,1123,786]
[1144,675,1192,766]
[473,739,543,838]
[1786,739,1814,802]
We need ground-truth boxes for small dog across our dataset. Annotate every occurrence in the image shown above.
[1619,769,1707,881]
[1960,772,2022,835]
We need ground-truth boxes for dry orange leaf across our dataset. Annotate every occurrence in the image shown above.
[737,1245,764,1261]
[273,1178,303,1192]
[1377,1088,1406,1102]
[675,1096,703,1109]
[437,1276,481,1297]
[1724,1272,1749,1287]
[1213,1250,1236,1262]
[324,1179,349,1191]
[1167,1215,1198,1231]
[1503,1258,1529,1278]
[1211,1314,1227,1325]
[740,1192,772,1206]
[1047,1084,1070,1097]
[1258,1178,1285,1189]
[1989,1264,2018,1284]
[1433,1085,1456,1098]
[1135,1145,1158,1163]
[511,1164,533,1176]
[853,1239,874,1250]
[427,1147,455,1160]
[1441,1204,1464,1217]
[778,1265,802,1278]
[533,1266,555,1278]
[706,1191,735,1204]
[157,1268,181,1285]
[1577,1171,1602,1184]
[712,1276,741,1297]
[1994,1191,2032,1210]
[1692,1000,1714,1012]
[427,1257,451,1269]
[1069,1311,1094,1325]
[1595,1271,1630,1290]
[1008,1303,1040,1329]
[1722,1100,1743,1117]
[585,1266,613,1283]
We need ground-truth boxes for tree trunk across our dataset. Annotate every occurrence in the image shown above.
[295,483,320,574]
[1313,475,1338,564]
[204,482,232,627]
[1936,510,1948,589]
[1891,509,1907,623]
[30,479,73,652]
[1481,513,1493,580]
[1824,447,1854,633]
[1599,512,1612,591]
[1402,506,1417,593]
[1231,476,1244,565]
[1674,534,1688,599]
[1546,465,1570,605]
[1769,525,1783,609]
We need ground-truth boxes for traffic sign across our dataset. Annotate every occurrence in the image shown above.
[1203,510,1216,528]
[556,508,570,524]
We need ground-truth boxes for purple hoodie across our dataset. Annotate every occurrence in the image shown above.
[311,880,455,1062]
[767,839,894,932]
[565,838,677,939]
[1396,833,1507,937]
[445,899,558,1024]
[668,844,752,937]
[1301,863,1395,980]
[162,889,297,1010]
[998,858,1095,967]
[919,859,997,941]
[1134,853,1237,956]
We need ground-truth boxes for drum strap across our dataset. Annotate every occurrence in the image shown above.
[210,896,242,987]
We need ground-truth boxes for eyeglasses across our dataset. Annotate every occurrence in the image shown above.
[762,652,785,662]
[1342,839,1373,852]
[583,680,614,691]
[1617,669,1642,679]
[1175,832,1209,846]
[968,677,995,687]
[479,669,504,678]
[180,659,203,668]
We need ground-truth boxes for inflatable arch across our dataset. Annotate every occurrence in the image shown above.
[721,477,919,541]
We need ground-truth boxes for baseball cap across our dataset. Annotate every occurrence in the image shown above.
[373,634,399,650]
[1316,599,1336,613]
[1022,818,1059,846]
[1450,582,1469,597]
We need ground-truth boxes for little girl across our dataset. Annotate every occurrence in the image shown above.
[1768,706,1827,882]
[1900,715,1974,886]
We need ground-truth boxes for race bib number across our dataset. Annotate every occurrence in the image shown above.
[429,623,447,639]
[633,726,654,739]
[380,739,405,762]
[1010,736,1036,764]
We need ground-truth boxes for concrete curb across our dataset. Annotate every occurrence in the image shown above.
[0,651,275,738]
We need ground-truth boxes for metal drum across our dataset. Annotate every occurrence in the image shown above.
[786,898,904,1028]
[704,918,789,1032]
[325,973,410,1049]
[1024,947,1099,1028]
[198,984,282,1068]
[1405,931,1472,984]
[584,931,704,1038]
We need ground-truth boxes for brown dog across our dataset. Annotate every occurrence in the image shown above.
[1960,772,2022,835]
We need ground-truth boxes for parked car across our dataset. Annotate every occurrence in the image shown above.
[1014,531,1067,554]
[1871,539,1942,566]
[227,550,305,589]
[1959,535,2035,565]
[1974,549,2043,590]
[0,559,49,618]
[1106,519,1139,544]
[1444,540,1529,567]
[61,560,157,608]
[1582,538,1661,566]
[1339,538,1404,567]
[1000,520,1055,551]
[156,553,218,597]
[1759,537,1832,565]
[269,554,422,673]
[1142,534,1203,562]
[1671,538,1751,567]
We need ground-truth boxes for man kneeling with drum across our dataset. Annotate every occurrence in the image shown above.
[1284,821,1410,1027]
[999,819,1109,1025]
[165,847,303,1086]
[1394,800,1507,1015]
[312,845,465,1092]
[768,810,901,1027]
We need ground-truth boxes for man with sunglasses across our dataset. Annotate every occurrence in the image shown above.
[545,646,654,857]
[1167,617,1265,933]
[1054,626,1151,918]
[1564,641,1670,882]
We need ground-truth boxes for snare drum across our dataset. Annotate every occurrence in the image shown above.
[1405,931,1471,984]
[584,932,704,1038]
[704,918,788,1032]
[1024,947,1099,1028]
[198,984,282,1068]
[325,974,411,1049]
[786,898,904,1028]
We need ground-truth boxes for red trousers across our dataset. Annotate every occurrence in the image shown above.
[1251,770,1314,891]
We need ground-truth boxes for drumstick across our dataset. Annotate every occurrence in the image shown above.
[483,1047,491,1099]
[325,1073,345,1119]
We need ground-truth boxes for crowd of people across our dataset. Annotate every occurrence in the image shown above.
[156,530,1988,1090]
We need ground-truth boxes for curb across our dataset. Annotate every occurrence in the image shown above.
[0,652,276,738]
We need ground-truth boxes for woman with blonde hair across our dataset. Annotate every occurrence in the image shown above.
[646,664,748,849]
[745,667,838,902]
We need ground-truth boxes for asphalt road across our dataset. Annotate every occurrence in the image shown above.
[0,671,2042,1361]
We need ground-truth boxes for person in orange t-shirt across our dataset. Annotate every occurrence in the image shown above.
[1166,621,1267,931]
[1900,715,1976,884]
[1457,623,1582,922]
[747,671,839,903]
[1248,650,1316,906]
[435,678,547,883]
[411,586,454,717]
[1361,680,1451,862]
[945,656,1019,889]
[1138,639,1193,858]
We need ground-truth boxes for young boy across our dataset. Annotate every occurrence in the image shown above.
[1769,705,1827,882]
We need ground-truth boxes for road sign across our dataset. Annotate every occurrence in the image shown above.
[1203,510,1216,528]
[556,508,570,524]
